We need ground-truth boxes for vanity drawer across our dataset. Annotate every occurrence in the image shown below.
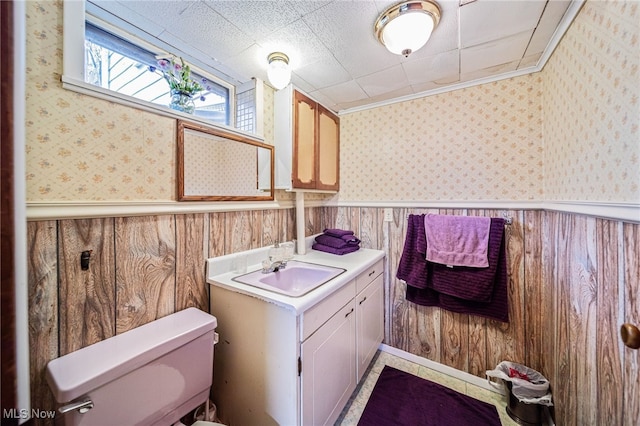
[302,279,356,341]
[356,259,383,293]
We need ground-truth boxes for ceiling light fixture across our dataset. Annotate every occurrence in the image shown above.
[374,0,441,58]
[267,52,291,90]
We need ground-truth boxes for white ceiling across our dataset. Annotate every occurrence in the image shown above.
[88,0,584,113]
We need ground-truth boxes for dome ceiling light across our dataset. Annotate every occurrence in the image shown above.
[374,0,441,57]
[267,52,291,90]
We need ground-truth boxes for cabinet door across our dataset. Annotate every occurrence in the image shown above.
[316,105,339,191]
[301,301,356,426]
[356,274,384,381]
[292,91,317,189]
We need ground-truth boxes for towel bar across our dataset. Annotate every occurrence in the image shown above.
[404,213,514,225]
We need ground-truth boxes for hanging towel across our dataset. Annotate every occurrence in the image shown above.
[405,218,509,323]
[429,217,504,302]
[315,234,360,249]
[424,214,491,268]
[323,228,355,238]
[396,214,440,303]
[312,243,360,255]
[436,219,508,322]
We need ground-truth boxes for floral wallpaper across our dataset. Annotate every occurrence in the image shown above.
[25,0,176,201]
[338,76,544,201]
[337,0,639,204]
[24,0,639,204]
[543,0,639,202]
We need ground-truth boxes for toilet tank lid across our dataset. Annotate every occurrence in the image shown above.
[46,308,217,403]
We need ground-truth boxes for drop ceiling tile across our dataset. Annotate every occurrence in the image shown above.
[356,65,408,97]
[256,18,331,70]
[519,52,543,69]
[526,0,573,55]
[411,74,461,93]
[204,1,304,40]
[292,0,334,17]
[459,0,546,48]
[294,56,352,90]
[461,30,532,74]
[88,1,193,37]
[302,0,394,78]
[402,49,459,85]
[165,1,253,62]
[459,59,519,82]
[315,80,369,105]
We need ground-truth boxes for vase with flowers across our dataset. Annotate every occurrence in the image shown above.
[151,56,207,114]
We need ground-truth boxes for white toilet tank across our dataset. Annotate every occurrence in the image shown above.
[46,307,218,426]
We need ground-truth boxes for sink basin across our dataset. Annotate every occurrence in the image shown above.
[232,260,346,297]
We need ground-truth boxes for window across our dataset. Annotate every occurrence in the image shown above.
[61,1,264,135]
[84,22,230,125]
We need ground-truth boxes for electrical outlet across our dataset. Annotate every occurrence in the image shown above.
[383,208,393,222]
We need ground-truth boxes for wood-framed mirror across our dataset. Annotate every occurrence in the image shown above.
[177,120,274,201]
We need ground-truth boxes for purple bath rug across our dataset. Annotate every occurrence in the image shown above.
[357,365,501,426]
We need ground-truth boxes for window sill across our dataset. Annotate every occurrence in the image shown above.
[61,75,263,142]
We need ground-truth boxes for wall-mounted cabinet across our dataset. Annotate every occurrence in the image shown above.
[274,86,340,191]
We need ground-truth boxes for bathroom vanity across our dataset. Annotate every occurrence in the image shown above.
[206,244,384,426]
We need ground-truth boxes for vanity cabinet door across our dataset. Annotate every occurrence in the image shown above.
[292,91,316,189]
[316,105,339,191]
[276,86,340,191]
[301,300,356,426]
[356,273,384,381]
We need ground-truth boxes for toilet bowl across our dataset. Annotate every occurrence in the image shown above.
[46,308,221,426]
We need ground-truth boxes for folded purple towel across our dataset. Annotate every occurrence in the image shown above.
[312,242,360,255]
[323,228,354,238]
[341,234,361,244]
[316,234,360,249]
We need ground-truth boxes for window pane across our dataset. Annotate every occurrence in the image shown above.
[85,22,230,125]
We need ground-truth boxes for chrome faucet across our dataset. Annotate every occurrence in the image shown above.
[262,260,284,273]
[262,242,285,273]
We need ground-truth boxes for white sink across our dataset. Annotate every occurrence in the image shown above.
[232,260,346,297]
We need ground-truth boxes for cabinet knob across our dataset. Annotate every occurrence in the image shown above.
[620,323,640,349]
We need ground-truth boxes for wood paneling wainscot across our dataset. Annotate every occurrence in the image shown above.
[26,208,299,426]
[317,207,639,426]
[26,206,639,426]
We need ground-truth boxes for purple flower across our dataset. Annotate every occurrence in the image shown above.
[148,65,156,73]
[200,95,206,102]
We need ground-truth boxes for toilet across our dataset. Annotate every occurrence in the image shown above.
[46,307,224,425]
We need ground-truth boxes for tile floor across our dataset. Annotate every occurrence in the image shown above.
[336,350,523,426]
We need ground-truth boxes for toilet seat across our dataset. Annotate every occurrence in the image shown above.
[192,421,225,426]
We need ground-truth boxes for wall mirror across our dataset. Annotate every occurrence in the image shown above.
[177,120,274,201]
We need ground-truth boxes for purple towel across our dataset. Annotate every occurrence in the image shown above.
[312,242,360,255]
[341,234,361,244]
[425,214,491,267]
[401,217,509,323]
[429,219,502,302]
[397,214,441,304]
[437,219,508,321]
[323,228,354,238]
[316,234,360,249]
